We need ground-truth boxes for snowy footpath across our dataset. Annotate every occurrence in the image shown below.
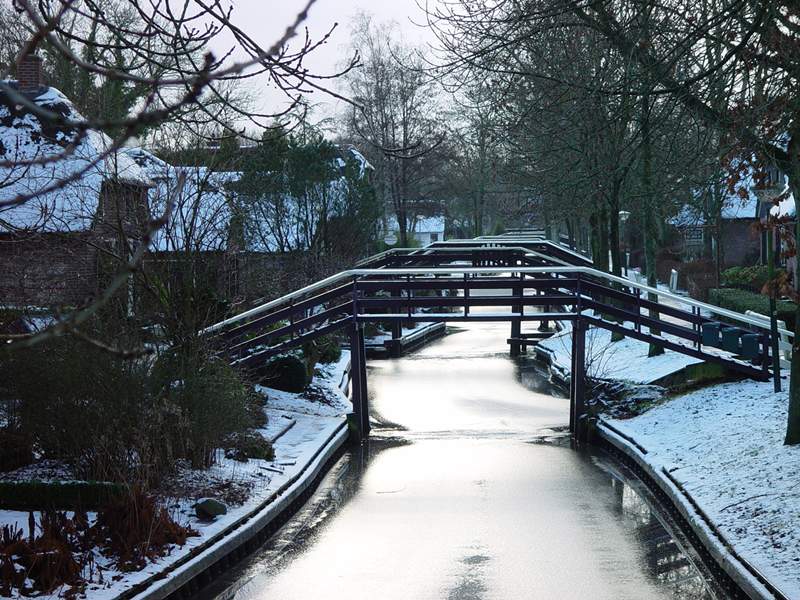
[603,379,800,599]
[0,353,352,600]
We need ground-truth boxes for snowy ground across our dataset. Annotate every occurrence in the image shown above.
[607,379,800,598]
[0,352,351,600]
[536,320,702,385]
[364,321,435,345]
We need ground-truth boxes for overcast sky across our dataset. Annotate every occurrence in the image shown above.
[212,0,440,125]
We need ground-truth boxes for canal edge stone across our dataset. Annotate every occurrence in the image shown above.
[597,420,786,600]
[119,420,349,600]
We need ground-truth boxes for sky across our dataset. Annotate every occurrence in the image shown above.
[210,0,440,125]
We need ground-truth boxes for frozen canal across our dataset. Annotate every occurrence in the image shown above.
[202,319,719,600]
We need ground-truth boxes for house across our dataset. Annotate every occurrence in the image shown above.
[0,53,378,311]
[0,53,152,308]
[385,214,446,246]
[668,161,771,267]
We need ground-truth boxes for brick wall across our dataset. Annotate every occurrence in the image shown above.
[0,232,100,307]
[721,220,761,267]
[0,182,150,309]
[16,54,42,93]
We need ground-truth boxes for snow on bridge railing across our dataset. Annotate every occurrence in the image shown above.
[434,237,593,264]
[203,264,782,344]
[354,245,577,270]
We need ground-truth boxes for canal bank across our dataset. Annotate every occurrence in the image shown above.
[88,356,355,600]
[597,380,800,600]
[195,318,728,600]
[533,319,799,599]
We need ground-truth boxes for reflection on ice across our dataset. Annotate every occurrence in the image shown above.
[201,319,717,600]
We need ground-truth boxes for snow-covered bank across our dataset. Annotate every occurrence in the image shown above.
[605,379,800,599]
[536,321,702,385]
[0,353,352,600]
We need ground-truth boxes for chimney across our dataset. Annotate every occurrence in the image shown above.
[16,52,43,94]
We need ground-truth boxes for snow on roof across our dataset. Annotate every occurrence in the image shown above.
[0,83,150,233]
[386,214,445,234]
[343,146,372,179]
[669,161,760,228]
[121,147,237,252]
[764,174,797,219]
[771,189,796,219]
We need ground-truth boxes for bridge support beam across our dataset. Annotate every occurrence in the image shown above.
[570,318,588,441]
[510,278,523,357]
[349,323,370,441]
[390,289,402,358]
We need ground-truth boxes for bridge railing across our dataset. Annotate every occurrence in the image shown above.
[204,264,780,381]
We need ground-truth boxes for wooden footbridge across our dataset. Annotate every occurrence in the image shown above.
[205,233,783,442]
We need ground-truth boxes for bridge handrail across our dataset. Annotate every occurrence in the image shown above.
[203,264,789,339]
[356,245,576,268]
[353,235,586,269]
[434,238,592,264]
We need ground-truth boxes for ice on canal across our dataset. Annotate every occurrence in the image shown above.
[203,319,716,600]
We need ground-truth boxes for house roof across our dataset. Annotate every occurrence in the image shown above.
[121,147,237,252]
[669,160,761,228]
[0,82,149,233]
[0,82,375,252]
[386,214,445,234]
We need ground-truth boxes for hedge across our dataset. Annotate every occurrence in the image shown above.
[708,288,797,330]
[0,481,129,510]
[721,265,787,291]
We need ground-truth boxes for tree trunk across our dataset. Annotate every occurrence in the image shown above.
[609,191,622,277]
[641,91,663,357]
[597,205,610,272]
[590,212,601,265]
[785,131,800,444]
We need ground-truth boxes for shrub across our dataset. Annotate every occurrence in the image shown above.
[708,288,797,330]
[0,493,196,596]
[257,355,308,392]
[0,513,87,597]
[721,265,787,290]
[244,389,268,429]
[2,332,260,481]
[363,322,383,338]
[1,336,155,482]
[680,259,717,301]
[0,431,32,472]
[301,334,342,377]
[94,488,196,571]
[151,345,256,469]
[224,431,274,462]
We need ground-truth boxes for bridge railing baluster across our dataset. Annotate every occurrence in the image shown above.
[464,272,469,318]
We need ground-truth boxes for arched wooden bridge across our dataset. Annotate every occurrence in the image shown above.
[205,233,781,442]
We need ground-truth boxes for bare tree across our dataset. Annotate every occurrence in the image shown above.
[343,13,444,247]
[427,0,800,444]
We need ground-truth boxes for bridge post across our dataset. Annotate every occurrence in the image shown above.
[390,288,402,358]
[510,275,523,357]
[349,322,370,441]
[570,318,588,441]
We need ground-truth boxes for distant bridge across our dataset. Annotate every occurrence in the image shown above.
[205,232,781,442]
